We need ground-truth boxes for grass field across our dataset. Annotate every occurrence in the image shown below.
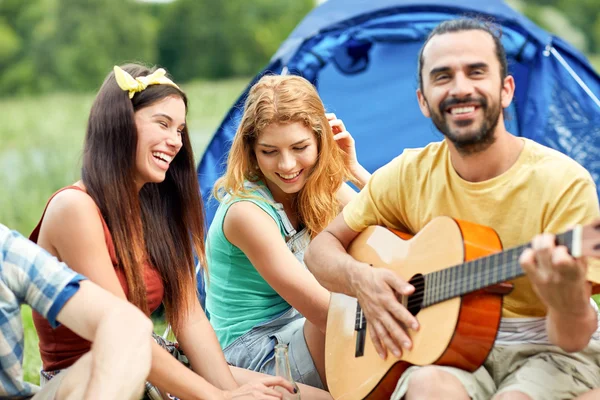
[4,77,249,384]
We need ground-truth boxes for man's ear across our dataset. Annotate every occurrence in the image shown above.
[501,75,515,109]
[417,89,431,118]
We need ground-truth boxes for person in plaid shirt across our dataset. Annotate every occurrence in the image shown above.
[0,223,153,399]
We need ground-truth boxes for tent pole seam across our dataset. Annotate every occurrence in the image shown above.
[549,46,600,110]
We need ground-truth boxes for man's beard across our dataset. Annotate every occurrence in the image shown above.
[428,94,501,156]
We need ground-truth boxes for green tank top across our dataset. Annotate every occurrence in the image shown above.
[205,182,294,349]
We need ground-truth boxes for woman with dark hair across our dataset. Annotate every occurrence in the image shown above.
[30,64,297,399]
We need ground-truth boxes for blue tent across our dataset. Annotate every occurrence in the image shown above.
[197,0,600,227]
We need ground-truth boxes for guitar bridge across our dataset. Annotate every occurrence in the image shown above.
[355,302,367,357]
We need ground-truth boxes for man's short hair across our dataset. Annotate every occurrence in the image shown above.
[417,18,508,90]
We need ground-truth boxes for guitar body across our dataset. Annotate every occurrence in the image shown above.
[326,216,505,400]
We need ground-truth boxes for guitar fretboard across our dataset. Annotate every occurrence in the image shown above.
[421,230,573,307]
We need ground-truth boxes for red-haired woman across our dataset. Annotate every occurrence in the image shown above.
[206,75,371,390]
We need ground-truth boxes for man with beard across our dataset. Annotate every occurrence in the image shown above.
[304,18,600,400]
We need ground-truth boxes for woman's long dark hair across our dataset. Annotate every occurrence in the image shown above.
[82,63,205,333]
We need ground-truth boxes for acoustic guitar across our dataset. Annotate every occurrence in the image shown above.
[325,216,600,400]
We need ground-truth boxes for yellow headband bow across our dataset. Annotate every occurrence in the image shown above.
[113,65,180,99]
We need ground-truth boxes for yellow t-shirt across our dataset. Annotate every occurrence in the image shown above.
[343,138,600,318]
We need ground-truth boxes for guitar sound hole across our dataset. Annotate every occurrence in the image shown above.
[406,274,425,316]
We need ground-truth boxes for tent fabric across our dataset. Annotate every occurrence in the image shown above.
[197,0,600,228]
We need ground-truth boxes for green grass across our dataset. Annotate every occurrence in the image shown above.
[5,77,249,385]
[21,307,41,384]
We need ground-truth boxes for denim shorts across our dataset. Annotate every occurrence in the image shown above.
[223,307,324,389]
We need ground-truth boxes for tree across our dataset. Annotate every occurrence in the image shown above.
[0,0,58,95]
[157,0,314,80]
[0,0,158,95]
[509,0,600,54]
[52,0,158,91]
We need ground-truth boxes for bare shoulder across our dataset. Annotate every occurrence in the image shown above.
[42,188,105,244]
[224,201,281,246]
[46,188,99,219]
[225,200,278,228]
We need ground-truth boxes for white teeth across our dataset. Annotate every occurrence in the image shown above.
[279,171,301,180]
[152,152,173,163]
[451,106,475,115]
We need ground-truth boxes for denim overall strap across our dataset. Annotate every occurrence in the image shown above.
[242,181,311,264]
[243,181,297,238]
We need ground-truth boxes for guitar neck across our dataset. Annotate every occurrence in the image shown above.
[421,227,580,307]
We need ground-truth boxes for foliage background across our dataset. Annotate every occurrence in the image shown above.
[1,0,598,97]
[0,0,314,95]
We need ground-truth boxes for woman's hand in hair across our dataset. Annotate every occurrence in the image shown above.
[221,376,295,399]
[327,113,371,189]
[327,113,357,167]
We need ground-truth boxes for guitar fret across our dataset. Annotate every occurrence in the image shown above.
[499,251,506,283]
[462,258,469,294]
[431,270,438,305]
[513,248,521,275]
[455,261,463,298]
[508,249,513,276]
[425,274,432,305]
[443,268,449,301]
[434,270,440,304]
[436,270,443,304]
[486,256,492,287]
[455,267,461,298]
[444,262,456,298]
[455,261,462,298]
[449,266,455,299]
[470,259,476,289]
[426,272,437,304]
[510,248,520,279]
[448,268,459,298]
[467,255,476,291]
[492,252,498,287]
[482,259,487,287]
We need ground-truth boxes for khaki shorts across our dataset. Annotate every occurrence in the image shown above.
[391,341,600,400]
[31,371,66,400]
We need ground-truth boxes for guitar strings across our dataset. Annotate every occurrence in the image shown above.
[406,263,520,308]
[365,233,572,311]
[403,258,522,309]
[356,259,520,319]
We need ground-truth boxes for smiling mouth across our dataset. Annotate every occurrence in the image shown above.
[448,106,476,115]
[276,170,302,182]
[151,152,174,171]
[152,151,173,164]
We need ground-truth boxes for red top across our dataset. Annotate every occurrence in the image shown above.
[30,186,164,371]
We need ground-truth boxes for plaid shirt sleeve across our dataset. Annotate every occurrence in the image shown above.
[0,224,85,399]
[0,225,86,326]
[0,224,86,398]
